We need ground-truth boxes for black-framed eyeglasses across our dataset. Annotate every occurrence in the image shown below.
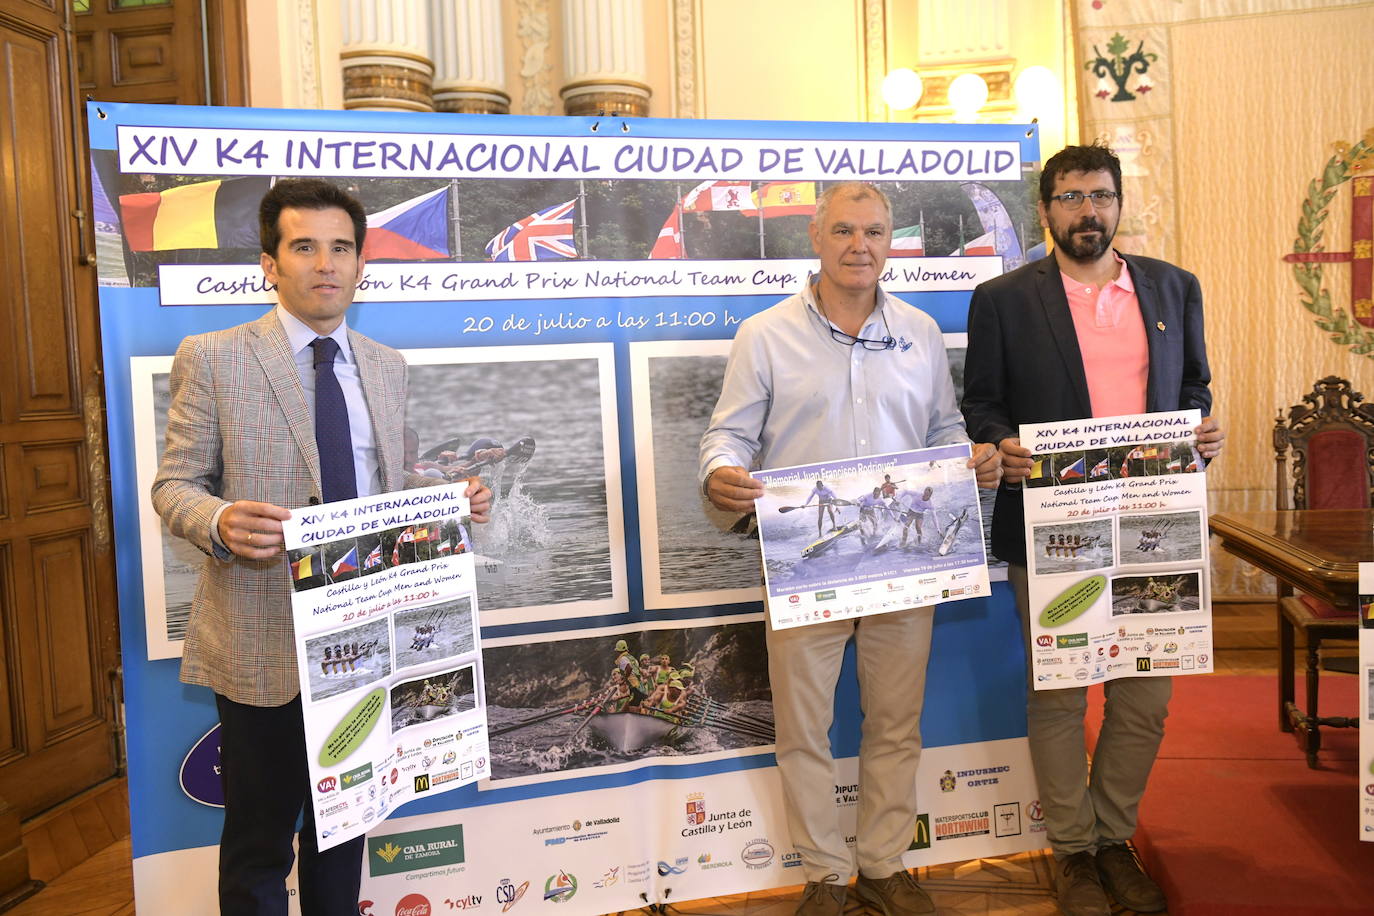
[828,326,896,350]
[1048,190,1120,210]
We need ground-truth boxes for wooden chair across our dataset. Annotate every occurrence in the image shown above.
[1272,375,1374,766]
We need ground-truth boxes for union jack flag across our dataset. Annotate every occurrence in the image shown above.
[364,543,384,569]
[485,199,578,261]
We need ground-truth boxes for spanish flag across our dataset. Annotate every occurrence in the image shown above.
[741,182,816,218]
[120,176,271,251]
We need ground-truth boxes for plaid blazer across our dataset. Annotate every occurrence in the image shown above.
[152,310,429,706]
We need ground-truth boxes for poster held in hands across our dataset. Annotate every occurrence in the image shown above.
[753,445,991,629]
[281,482,489,850]
[1020,409,1214,689]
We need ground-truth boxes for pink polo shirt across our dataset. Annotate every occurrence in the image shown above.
[1061,252,1148,417]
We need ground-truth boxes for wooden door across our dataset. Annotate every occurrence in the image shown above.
[0,0,244,824]
[0,0,120,818]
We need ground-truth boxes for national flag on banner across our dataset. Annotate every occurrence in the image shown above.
[1185,451,1200,472]
[485,199,577,261]
[331,546,359,577]
[649,206,684,259]
[1029,458,1046,480]
[120,176,271,251]
[1166,457,1182,471]
[1142,446,1159,459]
[414,527,430,542]
[1090,457,1110,478]
[682,180,752,212]
[363,543,384,569]
[398,527,416,544]
[1058,456,1086,480]
[436,538,453,555]
[392,541,401,566]
[741,181,816,218]
[951,230,996,256]
[890,224,924,257]
[456,523,472,553]
[362,187,451,261]
[291,552,317,581]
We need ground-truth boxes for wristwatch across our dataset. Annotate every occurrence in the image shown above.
[702,466,720,497]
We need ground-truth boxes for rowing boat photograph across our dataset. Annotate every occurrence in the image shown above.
[482,619,773,784]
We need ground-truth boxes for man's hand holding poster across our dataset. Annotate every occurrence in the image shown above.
[1020,410,1214,688]
[282,483,489,849]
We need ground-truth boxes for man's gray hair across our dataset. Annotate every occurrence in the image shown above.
[813,182,893,229]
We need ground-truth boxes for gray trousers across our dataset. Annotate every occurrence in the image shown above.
[766,605,935,883]
[1009,564,1171,857]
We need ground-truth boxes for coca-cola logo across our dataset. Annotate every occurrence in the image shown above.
[1035,635,1053,647]
[396,893,432,916]
[317,776,337,793]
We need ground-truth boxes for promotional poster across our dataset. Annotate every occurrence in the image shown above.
[281,485,488,850]
[754,446,990,628]
[91,102,1044,914]
[1020,410,1214,689]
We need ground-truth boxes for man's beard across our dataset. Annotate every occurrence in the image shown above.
[1050,214,1116,262]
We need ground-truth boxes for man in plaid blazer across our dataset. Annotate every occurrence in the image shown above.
[152,179,491,916]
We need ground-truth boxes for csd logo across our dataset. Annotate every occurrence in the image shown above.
[317,776,337,793]
[1035,635,1053,647]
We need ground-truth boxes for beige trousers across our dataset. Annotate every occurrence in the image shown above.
[766,605,935,883]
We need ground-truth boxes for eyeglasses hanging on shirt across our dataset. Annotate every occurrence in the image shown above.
[813,281,896,351]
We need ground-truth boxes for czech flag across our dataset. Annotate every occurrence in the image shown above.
[362,187,451,261]
[120,176,271,251]
[1058,456,1086,480]
[331,546,359,578]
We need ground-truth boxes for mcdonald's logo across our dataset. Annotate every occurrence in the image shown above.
[1136,658,1152,672]
[907,813,931,850]
[414,774,431,793]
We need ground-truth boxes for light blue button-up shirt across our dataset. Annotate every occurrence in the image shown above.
[699,279,969,480]
[276,304,381,497]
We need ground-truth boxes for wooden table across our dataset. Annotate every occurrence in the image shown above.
[1209,509,1372,766]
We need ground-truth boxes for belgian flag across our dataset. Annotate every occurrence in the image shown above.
[120,176,271,251]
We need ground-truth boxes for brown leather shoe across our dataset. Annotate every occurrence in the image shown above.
[1096,843,1167,912]
[1054,851,1110,916]
[853,869,935,916]
[796,874,847,916]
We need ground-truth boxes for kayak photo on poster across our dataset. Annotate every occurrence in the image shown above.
[753,445,990,629]
[281,483,490,850]
[1021,410,1215,689]
[481,617,773,786]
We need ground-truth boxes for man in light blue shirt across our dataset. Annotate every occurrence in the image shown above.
[699,182,1000,916]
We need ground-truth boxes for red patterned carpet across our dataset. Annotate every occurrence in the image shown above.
[1087,673,1374,915]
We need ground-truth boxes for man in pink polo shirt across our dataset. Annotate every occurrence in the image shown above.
[961,142,1225,916]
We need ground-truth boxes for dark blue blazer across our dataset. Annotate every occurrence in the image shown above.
[961,252,1212,564]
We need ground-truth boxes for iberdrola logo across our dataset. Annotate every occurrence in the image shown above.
[1285,128,1374,360]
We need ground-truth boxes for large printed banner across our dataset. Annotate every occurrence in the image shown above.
[1020,411,1214,688]
[92,102,1043,915]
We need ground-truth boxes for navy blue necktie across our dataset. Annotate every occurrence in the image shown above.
[311,337,357,502]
